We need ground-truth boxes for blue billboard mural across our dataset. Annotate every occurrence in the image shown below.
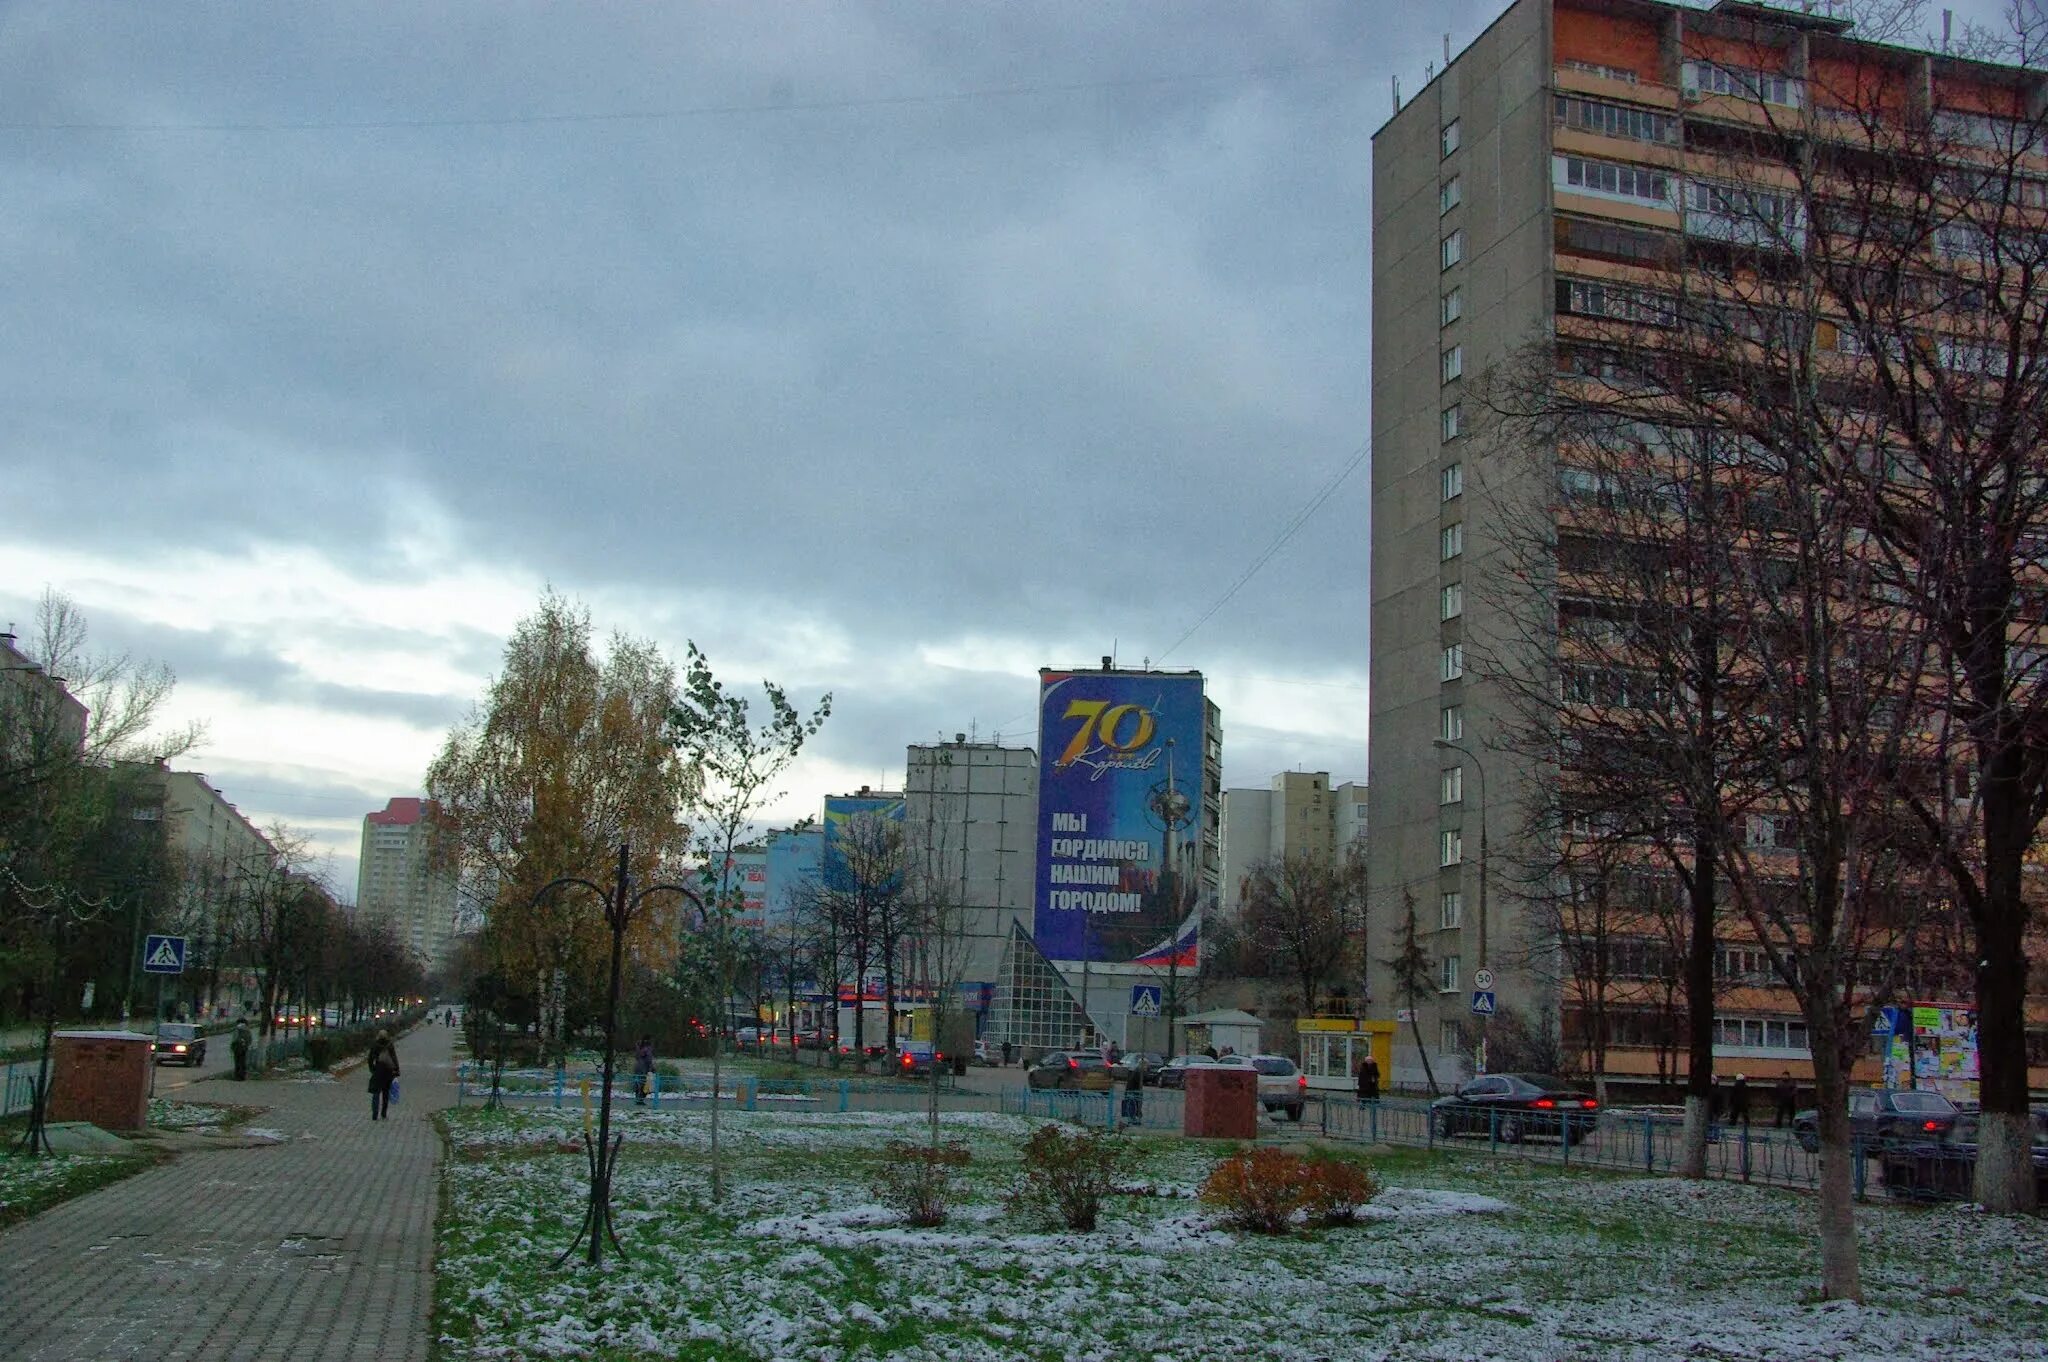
[764,827,823,930]
[822,793,905,893]
[1034,670,1205,964]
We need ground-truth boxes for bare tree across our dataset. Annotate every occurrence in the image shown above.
[1380,890,1441,1097]
[1237,843,1369,1022]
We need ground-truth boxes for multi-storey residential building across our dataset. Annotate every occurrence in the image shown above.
[1219,772,1368,913]
[126,763,276,1018]
[1367,0,2048,1091]
[904,737,1039,1036]
[358,797,460,973]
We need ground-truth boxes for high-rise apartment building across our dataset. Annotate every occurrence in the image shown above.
[904,737,1039,1013]
[1367,0,2048,1088]
[358,797,460,973]
[1219,772,1367,913]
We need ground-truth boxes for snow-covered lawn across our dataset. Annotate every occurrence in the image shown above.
[0,1146,156,1227]
[434,1105,2048,1361]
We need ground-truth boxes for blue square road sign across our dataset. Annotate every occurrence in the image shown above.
[143,934,188,975]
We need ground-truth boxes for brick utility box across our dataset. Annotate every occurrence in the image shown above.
[48,1029,152,1132]
[1183,1066,1258,1139]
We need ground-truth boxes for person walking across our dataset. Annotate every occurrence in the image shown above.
[1729,1073,1750,1129]
[230,1018,253,1082]
[1122,1055,1144,1125]
[366,1030,401,1121]
[1356,1051,1381,1106]
[632,1035,655,1107]
[1773,1071,1797,1129]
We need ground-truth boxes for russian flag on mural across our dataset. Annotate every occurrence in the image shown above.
[1131,915,1201,970]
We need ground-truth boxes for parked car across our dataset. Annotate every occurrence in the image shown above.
[794,1029,827,1050]
[1878,1109,2048,1202]
[1792,1088,1960,1154]
[152,1023,207,1067]
[1110,1051,1165,1085]
[1154,1054,1217,1090]
[1026,1051,1112,1091]
[1429,1073,1601,1145]
[734,1027,761,1045]
[1215,1053,1309,1121]
[972,1039,996,1066]
[895,1044,941,1077]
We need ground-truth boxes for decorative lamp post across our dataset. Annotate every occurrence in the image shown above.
[531,843,701,1268]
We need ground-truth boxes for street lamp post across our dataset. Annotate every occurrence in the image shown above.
[532,844,702,1268]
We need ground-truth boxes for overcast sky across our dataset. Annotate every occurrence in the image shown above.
[0,1,1999,899]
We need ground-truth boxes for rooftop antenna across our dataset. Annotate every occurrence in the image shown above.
[1425,62,1435,83]
[1942,8,1952,52]
[1392,74,1401,113]
[1444,33,1451,66]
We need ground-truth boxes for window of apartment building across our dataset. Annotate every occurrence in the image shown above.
[1440,176,1463,214]
[1442,345,1464,383]
[1441,462,1464,501]
[1440,643,1464,681]
[1441,229,1464,269]
[1557,276,1678,327]
[1554,154,1672,206]
[1553,94,1677,144]
[1441,286,1463,325]
[1439,953,1461,992]
[1682,61,1801,108]
[1440,765,1464,805]
[1443,403,1467,440]
[1441,582,1464,621]
[1440,522,1464,561]
[1713,1014,1810,1051]
[1440,828,1463,867]
[1440,890,1464,929]
[1442,118,1461,157]
[1439,1019,1465,1054]
[1555,214,1675,268]
[1440,704,1464,741]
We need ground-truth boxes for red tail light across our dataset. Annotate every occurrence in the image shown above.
[1533,1098,1556,1109]
[1584,1099,1598,1109]
[1297,1074,1308,1088]
[1067,1058,1078,1069]
[1923,1120,1939,1131]
[902,1054,913,1068]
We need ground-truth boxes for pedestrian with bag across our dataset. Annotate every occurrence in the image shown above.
[1773,1071,1798,1128]
[231,1018,253,1081]
[1356,1051,1381,1106]
[632,1035,655,1107]
[367,1029,401,1121]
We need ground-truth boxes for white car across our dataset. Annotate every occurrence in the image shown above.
[1215,1053,1309,1121]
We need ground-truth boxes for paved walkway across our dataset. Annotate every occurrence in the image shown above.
[0,1024,458,1361]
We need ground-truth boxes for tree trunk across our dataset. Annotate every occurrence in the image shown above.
[1809,1038,1862,1302]
[1973,801,2038,1213]
[1679,841,1718,1179]
[1408,1014,1438,1097]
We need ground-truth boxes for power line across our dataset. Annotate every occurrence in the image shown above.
[0,55,1368,136]
[1157,435,1371,662]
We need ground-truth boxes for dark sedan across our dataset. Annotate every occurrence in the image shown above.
[1878,1110,2048,1202]
[1110,1051,1166,1085]
[1792,1087,1958,1154]
[152,1023,207,1067]
[1025,1051,1112,1091]
[1153,1054,1217,1090]
[1430,1073,1600,1145]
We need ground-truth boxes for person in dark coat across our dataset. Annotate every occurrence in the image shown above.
[1773,1071,1797,1128]
[1729,1073,1750,1129]
[366,1030,401,1120]
[1356,1052,1382,1105]
[231,1019,253,1081]
[1122,1055,1144,1124]
[632,1036,655,1106]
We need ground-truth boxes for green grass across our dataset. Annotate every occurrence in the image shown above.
[0,1145,162,1229]
[429,1105,2048,1362]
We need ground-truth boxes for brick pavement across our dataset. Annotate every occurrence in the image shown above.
[0,1023,458,1361]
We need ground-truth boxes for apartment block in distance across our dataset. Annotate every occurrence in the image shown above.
[1219,772,1367,914]
[358,797,460,973]
[1367,0,2048,1090]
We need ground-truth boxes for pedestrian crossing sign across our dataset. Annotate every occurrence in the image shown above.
[143,934,188,975]
[1130,985,1162,1017]
[1470,990,1496,1016]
